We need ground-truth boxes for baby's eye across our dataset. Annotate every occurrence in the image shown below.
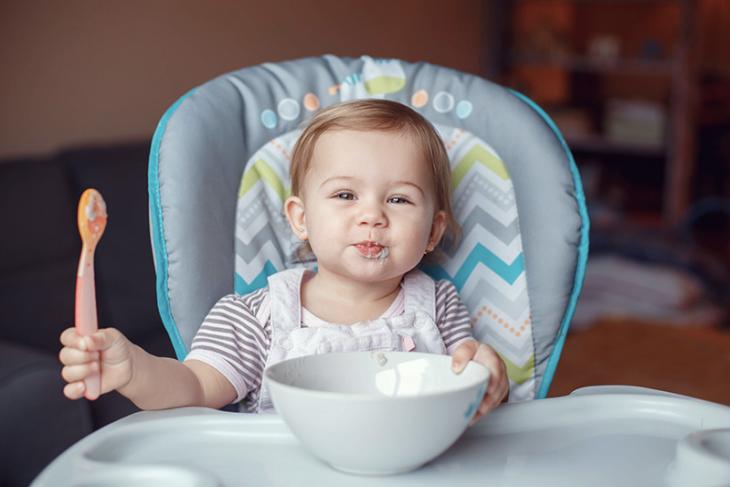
[388,196,411,205]
[334,191,355,200]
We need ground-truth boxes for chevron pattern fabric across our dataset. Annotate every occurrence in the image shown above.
[428,126,535,401]
[234,123,536,401]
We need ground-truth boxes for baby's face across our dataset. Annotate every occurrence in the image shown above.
[294,129,444,284]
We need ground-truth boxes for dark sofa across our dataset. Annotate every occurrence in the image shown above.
[0,141,175,487]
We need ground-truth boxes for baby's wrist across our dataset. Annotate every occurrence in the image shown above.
[449,337,477,353]
[116,344,142,397]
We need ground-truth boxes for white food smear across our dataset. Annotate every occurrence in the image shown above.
[377,246,389,263]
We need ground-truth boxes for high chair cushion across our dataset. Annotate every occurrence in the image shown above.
[149,55,589,401]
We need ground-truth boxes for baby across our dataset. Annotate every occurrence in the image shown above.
[59,99,508,424]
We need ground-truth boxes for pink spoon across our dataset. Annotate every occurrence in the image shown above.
[75,189,107,400]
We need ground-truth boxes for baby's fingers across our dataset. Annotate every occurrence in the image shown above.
[61,362,99,384]
[482,368,509,412]
[473,343,504,376]
[64,381,86,400]
[481,384,505,414]
[451,340,478,373]
[59,346,99,366]
[60,327,84,348]
[469,388,504,426]
[61,327,120,352]
[82,328,122,353]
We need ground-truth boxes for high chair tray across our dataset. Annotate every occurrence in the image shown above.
[34,387,730,487]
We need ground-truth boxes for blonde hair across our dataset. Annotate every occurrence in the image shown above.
[289,99,460,263]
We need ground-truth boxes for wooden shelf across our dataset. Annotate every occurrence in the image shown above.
[531,0,683,4]
[509,53,676,77]
[566,134,665,157]
[491,0,697,226]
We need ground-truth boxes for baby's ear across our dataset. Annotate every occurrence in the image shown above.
[284,196,308,241]
[427,210,447,251]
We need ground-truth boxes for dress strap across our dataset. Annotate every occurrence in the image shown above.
[267,267,307,334]
[402,269,436,322]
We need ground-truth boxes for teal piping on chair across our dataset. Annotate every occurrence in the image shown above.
[508,89,591,399]
[148,88,198,360]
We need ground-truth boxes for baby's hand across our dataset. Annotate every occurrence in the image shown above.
[451,339,509,425]
[59,327,135,400]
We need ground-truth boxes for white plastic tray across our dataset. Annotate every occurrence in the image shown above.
[33,387,730,487]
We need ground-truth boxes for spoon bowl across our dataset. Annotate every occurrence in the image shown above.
[75,188,107,400]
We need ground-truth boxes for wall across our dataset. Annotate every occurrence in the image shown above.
[0,0,489,158]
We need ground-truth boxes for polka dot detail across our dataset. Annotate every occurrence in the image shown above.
[411,89,429,108]
[445,129,464,151]
[303,93,320,111]
[433,91,455,113]
[277,98,300,121]
[269,138,292,161]
[260,109,277,129]
[456,100,473,119]
[472,305,531,338]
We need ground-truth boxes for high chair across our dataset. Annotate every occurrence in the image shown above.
[35,55,730,487]
[147,54,590,402]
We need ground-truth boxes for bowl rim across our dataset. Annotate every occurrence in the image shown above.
[264,351,490,402]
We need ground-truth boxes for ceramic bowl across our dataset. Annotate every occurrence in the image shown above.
[265,351,489,475]
[668,428,730,487]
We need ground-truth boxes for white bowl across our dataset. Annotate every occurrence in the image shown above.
[265,351,489,475]
[668,428,730,487]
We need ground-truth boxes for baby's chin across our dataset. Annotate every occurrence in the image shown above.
[338,257,415,283]
[314,248,419,283]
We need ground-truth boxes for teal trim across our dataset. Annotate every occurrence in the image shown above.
[148,88,198,361]
[508,89,591,399]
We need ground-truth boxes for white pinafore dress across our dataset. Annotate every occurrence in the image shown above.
[255,268,448,412]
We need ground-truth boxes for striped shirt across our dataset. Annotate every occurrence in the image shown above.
[186,279,473,411]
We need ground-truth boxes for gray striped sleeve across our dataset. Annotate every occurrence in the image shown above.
[186,288,271,404]
[434,279,474,353]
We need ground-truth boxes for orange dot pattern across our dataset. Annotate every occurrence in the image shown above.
[411,89,428,108]
[472,305,531,338]
[303,93,320,111]
[270,139,291,161]
[445,129,464,151]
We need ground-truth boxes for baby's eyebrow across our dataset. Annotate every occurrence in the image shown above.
[392,180,425,196]
[319,176,356,189]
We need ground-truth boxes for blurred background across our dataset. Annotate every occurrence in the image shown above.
[0,1,728,485]
[492,0,730,405]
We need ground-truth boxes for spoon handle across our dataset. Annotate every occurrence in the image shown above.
[75,245,101,399]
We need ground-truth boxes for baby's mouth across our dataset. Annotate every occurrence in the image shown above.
[354,241,388,259]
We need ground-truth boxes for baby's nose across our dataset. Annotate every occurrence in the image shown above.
[358,203,387,227]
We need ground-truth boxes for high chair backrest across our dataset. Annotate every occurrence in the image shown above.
[149,55,589,402]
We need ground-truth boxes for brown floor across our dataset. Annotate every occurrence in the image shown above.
[547,319,730,405]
